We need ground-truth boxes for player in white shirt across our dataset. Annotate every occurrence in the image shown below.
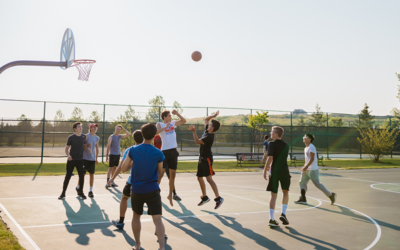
[295,134,336,205]
[156,109,186,202]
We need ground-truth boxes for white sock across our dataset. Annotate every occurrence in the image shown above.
[76,185,80,189]
[269,209,275,221]
[90,187,93,192]
[282,204,288,215]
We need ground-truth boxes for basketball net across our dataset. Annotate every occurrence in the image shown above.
[73,59,96,81]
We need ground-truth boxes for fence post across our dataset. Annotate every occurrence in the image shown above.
[390,116,393,158]
[290,112,293,154]
[102,104,106,163]
[326,113,329,160]
[40,102,46,164]
[158,106,161,122]
[359,114,362,159]
[206,107,208,117]
[250,109,253,153]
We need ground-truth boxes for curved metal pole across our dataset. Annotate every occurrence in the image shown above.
[0,60,67,74]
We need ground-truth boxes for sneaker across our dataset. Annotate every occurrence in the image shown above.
[111,182,118,187]
[78,192,87,200]
[88,191,94,198]
[75,187,79,195]
[198,196,210,206]
[294,196,307,204]
[269,219,279,227]
[173,194,182,201]
[112,219,125,230]
[329,192,336,205]
[105,183,111,189]
[279,213,289,225]
[58,193,66,200]
[214,197,224,210]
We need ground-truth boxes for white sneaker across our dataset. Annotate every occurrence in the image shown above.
[111,182,118,187]
[105,183,111,189]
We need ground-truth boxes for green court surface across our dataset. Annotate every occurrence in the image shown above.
[1,169,400,249]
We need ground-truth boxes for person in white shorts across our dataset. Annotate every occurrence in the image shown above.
[295,133,336,205]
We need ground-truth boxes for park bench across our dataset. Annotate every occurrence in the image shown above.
[289,152,324,167]
[236,152,264,167]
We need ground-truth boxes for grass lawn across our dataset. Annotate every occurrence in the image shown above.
[0,158,399,177]
[0,219,24,250]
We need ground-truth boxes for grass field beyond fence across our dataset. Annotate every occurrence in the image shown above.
[0,159,399,177]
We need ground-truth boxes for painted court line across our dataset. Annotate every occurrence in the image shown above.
[370,183,400,194]
[0,203,41,250]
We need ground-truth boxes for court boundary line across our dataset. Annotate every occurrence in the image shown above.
[0,203,41,250]
[370,183,400,194]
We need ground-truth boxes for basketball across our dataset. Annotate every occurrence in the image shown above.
[191,51,202,62]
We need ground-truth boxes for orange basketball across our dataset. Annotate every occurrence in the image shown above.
[191,51,202,62]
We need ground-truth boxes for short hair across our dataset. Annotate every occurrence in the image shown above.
[264,135,269,140]
[141,123,157,140]
[73,122,81,130]
[133,130,144,144]
[211,120,221,132]
[161,110,170,121]
[115,124,122,129]
[272,126,284,137]
[306,133,315,143]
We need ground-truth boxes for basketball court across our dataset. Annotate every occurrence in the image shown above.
[1,168,399,249]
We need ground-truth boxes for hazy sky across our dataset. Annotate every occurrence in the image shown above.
[1,0,399,120]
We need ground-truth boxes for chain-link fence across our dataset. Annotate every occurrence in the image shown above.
[1,99,399,162]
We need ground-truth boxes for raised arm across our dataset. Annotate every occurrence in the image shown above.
[120,126,131,139]
[106,136,112,162]
[188,125,204,145]
[172,110,186,126]
[205,110,219,126]
[156,121,171,134]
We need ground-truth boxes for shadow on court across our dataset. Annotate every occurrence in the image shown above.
[62,198,116,245]
[270,226,347,250]
[162,201,235,250]
[32,163,42,181]
[205,212,286,249]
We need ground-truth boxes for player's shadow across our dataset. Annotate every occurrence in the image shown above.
[62,198,116,245]
[204,212,285,249]
[162,201,235,250]
[271,226,347,250]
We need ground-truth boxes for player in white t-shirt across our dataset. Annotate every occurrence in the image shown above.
[156,109,186,202]
[295,134,336,205]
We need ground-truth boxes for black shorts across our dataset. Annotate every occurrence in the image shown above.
[131,189,162,215]
[267,174,291,193]
[196,157,215,177]
[123,182,132,197]
[83,160,96,174]
[109,154,120,167]
[162,148,179,170]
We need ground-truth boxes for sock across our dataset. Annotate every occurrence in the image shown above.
[173,190,177,196]
[301,189,306,199]
[90,187,93,192]
[107,178,110,182]
[119,217,125,223]
[282,204,288,215]
[269,209,275,221]
[76,185,80,189]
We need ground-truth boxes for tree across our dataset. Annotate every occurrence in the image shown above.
[54,110,65,122]
[330,117,345,127]
[297,115,306,126]
[357,127,400,162]
[356,103,375,128]
[124,105,140,122]
[88,111,102,123]
[147,95,166,122]
[172,101,183,120]
[17,114,33,146]
[309,104,327,127]
[70,107,84,121]
[246,111,269,153]
[241,115,249,125]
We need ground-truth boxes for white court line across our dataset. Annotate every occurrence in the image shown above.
[0,203,41,250]
[370,183,400,194]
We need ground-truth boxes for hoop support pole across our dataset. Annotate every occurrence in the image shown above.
[0,60,68,74]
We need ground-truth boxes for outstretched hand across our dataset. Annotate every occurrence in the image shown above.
[188,125,196,132]
[172,109,178,115]
[214,110,219,117]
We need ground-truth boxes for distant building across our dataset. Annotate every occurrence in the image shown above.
[293,109,307,114]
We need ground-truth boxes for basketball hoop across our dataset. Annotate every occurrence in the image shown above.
[72,59,96,81]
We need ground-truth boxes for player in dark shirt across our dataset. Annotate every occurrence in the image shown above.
[263,126,291,226]
[58,122,89,200]
[188,110,224,209]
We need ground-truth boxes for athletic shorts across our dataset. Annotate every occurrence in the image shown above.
[131,189,162,215]
[123,182,132,197]
[196,157,215,177]
[162,148,179,170]
[83,160,96,174]
[267,174,291,193]
[109,154,120,168]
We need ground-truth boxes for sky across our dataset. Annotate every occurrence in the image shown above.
[0,0,400,120]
